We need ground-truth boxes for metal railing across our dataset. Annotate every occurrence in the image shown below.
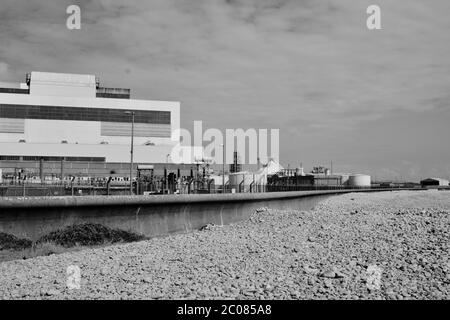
[0,177,420,198]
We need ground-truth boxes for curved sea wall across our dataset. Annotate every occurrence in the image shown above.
[0,189,409,241]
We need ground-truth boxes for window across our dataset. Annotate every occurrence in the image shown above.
[0,156,20,161]
[0,104,171,124]
[0,88,29,94]
[3,156,106,162]
[23,156,39,161]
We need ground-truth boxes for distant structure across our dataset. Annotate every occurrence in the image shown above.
[267,164,371,190]
[229,150,242,173]
[227,158,283,192]
[420,178,449,187]
[310,166,340,186]
[311,166,329,175]
[346,174,371,187]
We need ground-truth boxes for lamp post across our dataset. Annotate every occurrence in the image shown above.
[124,111,135,195]
[221,143,225,193]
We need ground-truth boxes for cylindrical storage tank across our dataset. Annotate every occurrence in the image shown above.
[229,172,254,192]
[348,174,371,187]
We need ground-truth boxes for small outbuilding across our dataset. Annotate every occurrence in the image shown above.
[420,178,449,187]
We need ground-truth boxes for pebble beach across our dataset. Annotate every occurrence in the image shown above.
[0,190,449,300]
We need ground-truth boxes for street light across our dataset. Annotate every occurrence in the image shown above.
[220,143,225,193]
[124,111,135,195]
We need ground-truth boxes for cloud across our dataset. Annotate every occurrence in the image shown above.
[0,0,449,180]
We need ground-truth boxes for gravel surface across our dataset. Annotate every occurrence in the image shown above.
[0,190,449,300]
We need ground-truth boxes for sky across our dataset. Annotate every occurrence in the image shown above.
[0,0,449,181]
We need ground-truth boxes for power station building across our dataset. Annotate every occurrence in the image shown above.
[0,71,190,179]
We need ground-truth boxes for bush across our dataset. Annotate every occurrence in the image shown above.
[0,232,32,251]
[37,223,146,247]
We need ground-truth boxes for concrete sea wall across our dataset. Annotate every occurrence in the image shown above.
[0,189,407,241]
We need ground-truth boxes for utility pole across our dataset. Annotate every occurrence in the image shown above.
[124,111,135,195]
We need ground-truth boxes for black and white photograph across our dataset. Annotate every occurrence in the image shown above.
[0,0,449,310]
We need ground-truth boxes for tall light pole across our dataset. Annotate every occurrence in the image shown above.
[221,143,225,193]
[124,111,135,195]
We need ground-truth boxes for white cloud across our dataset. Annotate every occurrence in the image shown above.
[0,0,449,180]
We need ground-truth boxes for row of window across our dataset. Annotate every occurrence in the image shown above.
[1,87,130,99]
[0,104,171,124]
[96,93,130,99]
[0,88,29,94]
[0,156,106,162]
[96,87,130,99]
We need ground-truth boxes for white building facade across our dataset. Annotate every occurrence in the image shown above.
[0,71,180,165]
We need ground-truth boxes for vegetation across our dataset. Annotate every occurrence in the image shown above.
[0,223,146,262]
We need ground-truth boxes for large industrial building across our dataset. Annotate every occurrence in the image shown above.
[0,71,192,179]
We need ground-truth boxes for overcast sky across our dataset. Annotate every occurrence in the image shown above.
[1,0,449,181]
